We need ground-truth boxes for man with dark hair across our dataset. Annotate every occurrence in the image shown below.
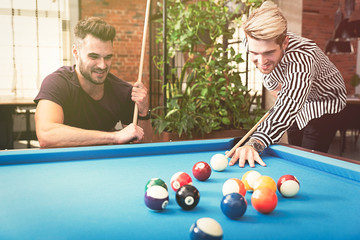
[34,17,149,148]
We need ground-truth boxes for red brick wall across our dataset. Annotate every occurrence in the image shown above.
[302,0,360,95]
[80,0,150,86]
[80,0,359,95]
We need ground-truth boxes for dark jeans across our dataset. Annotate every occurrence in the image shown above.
[287,112,342,153]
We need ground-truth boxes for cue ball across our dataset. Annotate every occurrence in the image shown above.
[190,217,223,240]
[176,185,200,210]
[241,170,262,192]
[170,172,192,191]
[222,178,246,197]
[144,185,169,211]
[251,187,278,214]
[221,193,247,219]
[145,177,168,192]
[277,174,300,197]
[253,176,277,192]
[210,154,228,172]
[192,161,212,181]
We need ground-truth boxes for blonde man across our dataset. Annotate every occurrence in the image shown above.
[228,1,346,167]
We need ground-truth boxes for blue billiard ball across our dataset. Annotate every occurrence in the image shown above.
[190,217,223,240]
[220,193,247,219]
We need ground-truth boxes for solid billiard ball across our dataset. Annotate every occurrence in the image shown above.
[221,193,247,219]
[192,161,212,181]
[170,172,192,192]
[222,178,246,197]
[176,185,200,210]
[277,174,300,197]
[190,217,223,240]
[241,170,262,192]
[251,187,278,214]
[145,178,168,192]
[210,154,228,172]
[144,185,169,211]
[253,176,277,192]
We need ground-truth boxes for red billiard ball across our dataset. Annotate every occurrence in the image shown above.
[192,161,212,181]
[251,187,278,214]
[222,178,246,197]
[277,174,300,197]
[170,172,192,191]
[176,185,200,210]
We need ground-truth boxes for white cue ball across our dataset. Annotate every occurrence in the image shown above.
[210,154,228,172]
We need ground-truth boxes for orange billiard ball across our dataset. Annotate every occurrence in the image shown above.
[251,187,278,214]
[253,176,277,192]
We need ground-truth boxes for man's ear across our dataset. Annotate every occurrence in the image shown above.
[72,44,79,58]
[282,35,289,50]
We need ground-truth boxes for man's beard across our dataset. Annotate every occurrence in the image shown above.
[79,59,108,85]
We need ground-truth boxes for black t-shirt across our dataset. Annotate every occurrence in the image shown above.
[34,65,135,131]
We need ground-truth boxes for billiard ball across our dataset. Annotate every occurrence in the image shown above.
[221,193,247,219]
[176,185,200,210]
[192,161,212,181]
[253,176,277,192]
[170,172,192,191]
[222,178,246,197]
[145,178,168,192]
[251,187,278,214]
[210,154,228,172]
[144,185,169,211]
[190,217,223,240]
[241,170,261,192]
[277,174,300,197]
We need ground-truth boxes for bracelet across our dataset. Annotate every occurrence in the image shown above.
[138,110,151,120]
[244,138,265,154]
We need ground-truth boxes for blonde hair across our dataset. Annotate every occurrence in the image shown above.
[243,1,287,45]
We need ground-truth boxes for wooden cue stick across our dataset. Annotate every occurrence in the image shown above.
[133,0,151,124]
[225,108,273,157]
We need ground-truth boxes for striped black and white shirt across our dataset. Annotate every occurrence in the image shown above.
[250,32,347,148]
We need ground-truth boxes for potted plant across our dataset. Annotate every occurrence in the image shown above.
[151,0,264,140]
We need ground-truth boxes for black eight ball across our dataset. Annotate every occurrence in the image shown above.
[175,184,200,210]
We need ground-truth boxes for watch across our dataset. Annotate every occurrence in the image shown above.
[244,138,265,154]
[138,110,151,120]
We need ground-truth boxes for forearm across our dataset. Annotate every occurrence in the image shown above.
[36,122,117,148]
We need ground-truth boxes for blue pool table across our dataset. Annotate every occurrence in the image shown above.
[0,138,359,239]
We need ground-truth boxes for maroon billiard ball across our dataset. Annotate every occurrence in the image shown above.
[277,174,300,197]
[192,161,212,181]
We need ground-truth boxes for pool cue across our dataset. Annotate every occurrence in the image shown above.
[225,107,274,157]
[133,0,151,124]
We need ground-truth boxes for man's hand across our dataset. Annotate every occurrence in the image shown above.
[132,82,149,117]
[114,123,144,143]
[227,146,266,168]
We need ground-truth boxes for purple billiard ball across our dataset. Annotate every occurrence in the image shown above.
[221,193,247,219]
[144,185,169,211]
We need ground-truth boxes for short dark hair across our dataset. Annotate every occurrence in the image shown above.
[74,17,116,44]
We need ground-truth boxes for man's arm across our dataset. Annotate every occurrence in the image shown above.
[35,100,144,148]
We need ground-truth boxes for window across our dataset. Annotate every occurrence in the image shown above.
[0,0,77,98]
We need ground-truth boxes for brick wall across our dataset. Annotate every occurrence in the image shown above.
[80,0,359,96]
[80,0,150,86]
[302,0,360,95]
